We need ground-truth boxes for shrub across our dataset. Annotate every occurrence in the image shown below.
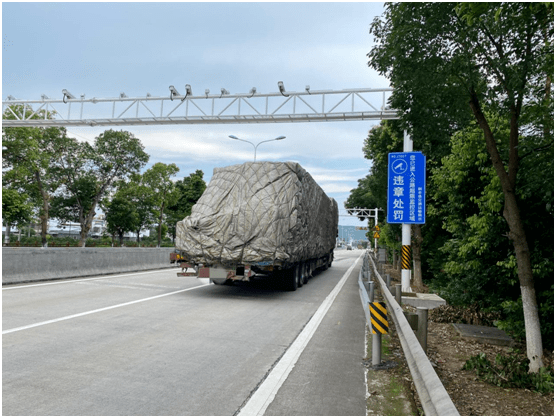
[463,351,554,394]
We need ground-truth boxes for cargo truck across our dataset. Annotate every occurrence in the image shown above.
[170,161,338,290]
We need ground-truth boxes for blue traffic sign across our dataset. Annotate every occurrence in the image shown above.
[387,152,426,224]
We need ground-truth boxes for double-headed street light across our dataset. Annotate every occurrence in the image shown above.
[229,135,285,162]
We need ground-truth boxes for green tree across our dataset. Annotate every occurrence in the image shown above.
[52,130,149,246]
[2,187,33,241]
[166,169,207,241]
[102,188,140,245]
[346,120,443,288]
[142,162,180,247]
[116,174,154,243]
[429,116,553,348]
[369,2,553,371]
[2,105,67,247]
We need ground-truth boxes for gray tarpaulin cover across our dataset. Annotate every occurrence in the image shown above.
[175,162,338,266]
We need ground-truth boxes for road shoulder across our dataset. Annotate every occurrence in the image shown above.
[264,256,367,416]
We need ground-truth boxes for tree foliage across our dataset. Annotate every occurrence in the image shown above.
[51,130,149,246]
[166,169,207,241]
[113,173,156,243]
[102,187,140,245]
[364,2,553,370]
[2,106,68,246]
[3,117,209,249]
[2,187,33,228]
[142,162,180,247]
[346,120,403,219]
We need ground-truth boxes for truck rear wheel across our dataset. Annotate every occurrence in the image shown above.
[297,264,304,288]
[288,266,299,291]
[277,267,297,291]
[324,252,333,269]
[301,263,309,285]
[212,278,234,286]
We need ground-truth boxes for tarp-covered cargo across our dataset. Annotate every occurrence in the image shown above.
[175,162,338,268]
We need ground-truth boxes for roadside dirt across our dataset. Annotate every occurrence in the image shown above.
[381,264,554,416]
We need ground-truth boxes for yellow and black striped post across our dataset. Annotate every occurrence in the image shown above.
[370,301,388,366]
[401,245,411,270]
[369,302,388,334]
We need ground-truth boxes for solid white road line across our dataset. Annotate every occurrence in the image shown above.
[237,253,363,416]
[1,268,182,290]
[2,283,211,335]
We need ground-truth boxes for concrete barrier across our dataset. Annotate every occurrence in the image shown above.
[2,247,176,284]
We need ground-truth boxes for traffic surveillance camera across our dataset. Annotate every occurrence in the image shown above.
[62,89,76,99]
[182,84,193,101]
[169,85,181,100]
[305,85,311,94]
[62,89,76,103]
[205,89,210,97]
[249,87,256,97]
[278,81,289,97]
[221,88,230,96]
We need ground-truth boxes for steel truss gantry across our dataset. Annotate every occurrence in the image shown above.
[342,208,383,219]
[2,85,397,127]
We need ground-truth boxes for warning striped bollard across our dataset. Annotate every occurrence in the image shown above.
[369,302,388,334]
[401,245,411,270]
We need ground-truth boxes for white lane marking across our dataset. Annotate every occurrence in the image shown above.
[77,279,181,291]
[2,283,211,335]
[1,268,182,290]
[237,253,363,416]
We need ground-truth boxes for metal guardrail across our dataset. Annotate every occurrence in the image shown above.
[358,251,459,416]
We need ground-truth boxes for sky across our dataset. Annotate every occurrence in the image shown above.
[2,2,391,227]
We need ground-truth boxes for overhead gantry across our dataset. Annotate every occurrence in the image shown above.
[2,82,397,127]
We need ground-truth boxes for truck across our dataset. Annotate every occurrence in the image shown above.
[170,161,338,291]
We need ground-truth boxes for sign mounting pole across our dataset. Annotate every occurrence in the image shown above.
[401,130,413,291]
[386,131,425,292]
[373,208,379,255]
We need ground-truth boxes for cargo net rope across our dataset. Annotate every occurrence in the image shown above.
[175,162,338,266]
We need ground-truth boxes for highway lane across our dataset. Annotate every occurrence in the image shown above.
[3,249,366,415]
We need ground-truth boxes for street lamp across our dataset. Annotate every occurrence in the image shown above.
[228,135,285,162]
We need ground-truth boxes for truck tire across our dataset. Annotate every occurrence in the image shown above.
[277,267,297,291]
[301,263,309,285]
[212,278,234,286]
[297,264,304,288]
[289,266,299,291]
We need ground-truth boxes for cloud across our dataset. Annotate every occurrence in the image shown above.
[305,165,369,182]
[320,182,359,194]
[121,120,373,163]
[201,43,388,93]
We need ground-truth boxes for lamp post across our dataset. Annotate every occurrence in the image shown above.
[228,135,285,162]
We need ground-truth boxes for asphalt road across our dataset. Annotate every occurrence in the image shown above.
[3,249,367,416]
